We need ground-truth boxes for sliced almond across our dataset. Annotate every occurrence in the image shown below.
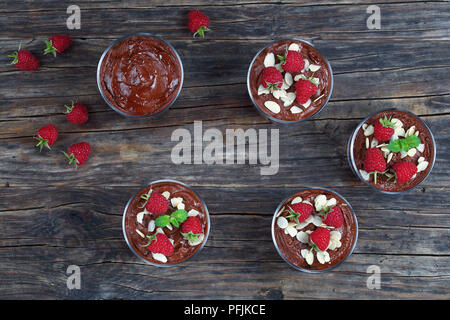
[288,43,300,52]
[302,59,310,72]
[309,64,321,72]
[291,196,302,205]
[286,226,298,237]
[285,72,293,86]
[302,99,311,108]
[264,101,281,114]
[152,252,167,263]
[263,52,275,67]
[161,191,171,200]
[364,125,374,136]
[387,153,393,164]
[296,231,309,243]
[148,220,155,233]
[370,137,379,148]
[290,106,302,114]
[417,144,425,153]
[417,161,429,172]
[188,209,200,217]
[359,169,370,181]
[407,148,417,157]
[314,194,327,211]
[272,89,286,100]
[257,85,270,95]
[135,229,145,238]
[277,216,288,229]
[365,138,369,149]
[418,156,425,163]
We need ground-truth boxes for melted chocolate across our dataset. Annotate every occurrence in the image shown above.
[100,35,182,116]
[124,181,208,265]
[249,40,332,121]
[274,189,357,271]
[352,110,434,192]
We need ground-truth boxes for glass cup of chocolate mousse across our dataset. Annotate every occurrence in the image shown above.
[97,33,184,118]
[348,108,436,194]
[247,39,333,124]
[122,179,210,267]
[272,187,358,272]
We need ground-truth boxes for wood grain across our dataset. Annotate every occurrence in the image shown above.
[0,0,449,299]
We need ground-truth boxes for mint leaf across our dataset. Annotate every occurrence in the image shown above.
[170,216,179,228]
[387,135,421,153]
[155,215,170,228]
[171,209,188,223]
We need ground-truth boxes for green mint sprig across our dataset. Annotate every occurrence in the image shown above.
[387,135,421,153]
[155,209,188,228]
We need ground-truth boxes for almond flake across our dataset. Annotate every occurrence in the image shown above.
[418,157,425,163]
[148,220,155,233]
[152,252,167,263]
[291,197,302,204]
[285,72,293,86]
[407,148,417,157]
[296,231,309,243]
[136,211,146,225]
[161,191,170,200]
[359,169,370,181]
[135,229,145,238]
[294,74,302,82]
[371,137,379,148]
[365,138,369,149]
[188,209,200,217]
[264,52,275,67]
[391,118,403,128]
[277,216,288,229]
[288,43,300,52]
[405,126,416,137]
[400,150,408,159]
[272,89,286,100]
[417,161,429,172]
[188,233,205,246]
[264,101,281,114]
[314,194,327,211]
[309,64,321,72]
[302,99,311,108]
[257,85,270,95]
[394,127,406,137]
[362,124,368,130]
[286,226,298,237]
[177,202,185,210]
[290,106,302,114]
[387,153,393,164]
[364,125,374,136]
[171,197,183,207]
[417,144,425,153]
[302,59,310,72]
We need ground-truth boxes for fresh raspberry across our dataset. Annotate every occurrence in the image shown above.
[374,116,395,142]
[309,227,330,251]
[261,66,283,92]
[279,50,304,73]
[64,142,91,167]
[392,161,418,183]
[320,206,344,228]
[9,46,39,71]
[148,233,174,256]
[296,78,318,104]
[65,102,88,124]
[44,35,72,57]
[181,216,203,234]
[288,202,313,224]
[35,124,58,151]
[188,10,210,38]
[145,191,169,215]
[364,148,386,184]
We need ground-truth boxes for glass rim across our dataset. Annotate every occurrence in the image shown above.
[96,32,184,118]
[122,179,210,267]
[347,107,437,195]
[246,38,334,125]
[271,187,358,273]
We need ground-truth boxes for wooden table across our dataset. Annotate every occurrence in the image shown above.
[0,0,449,299]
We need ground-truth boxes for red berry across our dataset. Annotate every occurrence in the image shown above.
[188,10,210,37]
[65,102,88,124]
[261,66,283,92]
[64,142,91,167]
[181,216,203,235]
[296,79,317,104]
[392,161,418,183]
[35,124,58,150]
[288,202,313,224]
[309,227,330,251]
[374,117,395,142]
[145,191,169,215]
[321,206,344,228]
[148,233,174,256]
[364,148,386,173]
[9,47,39,71]
[280,50,304,73]
[44,35,72,56]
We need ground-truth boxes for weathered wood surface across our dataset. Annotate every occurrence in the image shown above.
[0,0,449,299]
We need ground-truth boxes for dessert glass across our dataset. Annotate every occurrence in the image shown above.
[271,187,358,273]
[247,38,333,125]
[97,33,184,118]
[122,179,210,267]
[347,108,436,194]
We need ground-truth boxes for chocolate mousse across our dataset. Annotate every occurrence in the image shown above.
[98,34,183,117]
[272,188,357,271]
[349,109,436,193]
[123,180,209,265]
[248,39,333,122]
